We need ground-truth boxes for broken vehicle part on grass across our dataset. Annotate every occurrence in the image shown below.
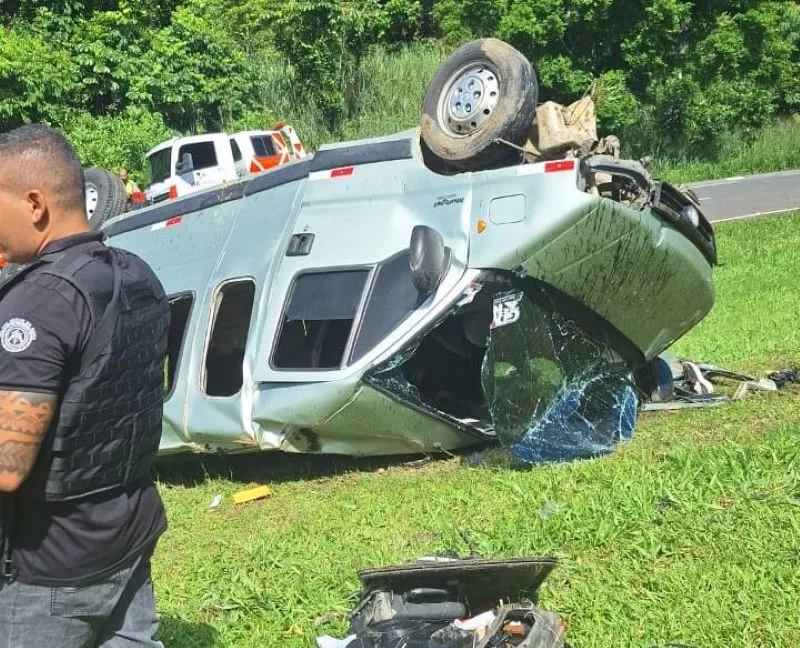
[78,38,716,462]
[767,368,800,389]
[640,353,789,411]
[316,557,568,648]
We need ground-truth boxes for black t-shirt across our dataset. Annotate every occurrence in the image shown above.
[0,231,167,586]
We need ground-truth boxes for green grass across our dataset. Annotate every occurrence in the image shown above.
[671,211,800,371]
[654,117,800,184]
[151,213,800,648]
[238,40,452,152]
[339,41,452,142]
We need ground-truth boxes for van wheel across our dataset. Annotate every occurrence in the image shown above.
[84,167,127,230]
[420,38,538,172]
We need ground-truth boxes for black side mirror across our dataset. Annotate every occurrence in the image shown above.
[410,225,451,296]
[176,152,194,174]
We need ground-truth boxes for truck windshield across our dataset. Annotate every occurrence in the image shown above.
[147,148,172,185]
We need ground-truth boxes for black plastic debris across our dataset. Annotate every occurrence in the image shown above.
[767,368,800,389]
[317,558,569,648]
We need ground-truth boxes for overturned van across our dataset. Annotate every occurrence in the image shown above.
[101,39,717,462]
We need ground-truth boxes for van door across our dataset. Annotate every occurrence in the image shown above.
[183,276,260,450]
[252,155,474,385]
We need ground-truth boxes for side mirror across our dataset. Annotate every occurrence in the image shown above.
[175,152,194,174]
[410,225,451,297]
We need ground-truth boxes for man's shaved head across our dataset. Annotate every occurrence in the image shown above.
[0,124,90,264]
[0,124,85,214]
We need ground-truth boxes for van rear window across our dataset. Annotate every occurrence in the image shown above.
[272,270,369,370]
[251,135,276,157]
[147,149,171,185]
[178,141,218,172]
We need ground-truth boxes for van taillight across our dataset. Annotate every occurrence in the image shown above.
[169,185,178,200]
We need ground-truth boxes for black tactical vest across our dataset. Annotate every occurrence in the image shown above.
[0,237,169,502]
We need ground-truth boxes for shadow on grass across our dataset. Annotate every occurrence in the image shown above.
[154,442,496,488]
[156,615,220,648]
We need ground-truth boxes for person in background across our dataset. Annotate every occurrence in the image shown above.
[119,167,141,205]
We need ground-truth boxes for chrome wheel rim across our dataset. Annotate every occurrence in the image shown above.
[85,182,99,222]
[437,62,500,137]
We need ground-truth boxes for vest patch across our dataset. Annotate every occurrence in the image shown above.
[0,317,37,353]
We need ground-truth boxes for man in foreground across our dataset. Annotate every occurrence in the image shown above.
[0,124,170,647]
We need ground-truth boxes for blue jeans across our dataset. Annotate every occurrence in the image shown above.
[0,549,163,648]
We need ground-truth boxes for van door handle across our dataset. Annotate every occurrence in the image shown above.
[286,233,315,256]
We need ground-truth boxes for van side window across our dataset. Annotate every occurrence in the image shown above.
[273,270,369,370]
[178,141,218,172]
[204,280,256,397]
[250,135,276,157]
[230,139,242,162]
[164,293,194,397]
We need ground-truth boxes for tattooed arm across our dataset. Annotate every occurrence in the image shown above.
[0,278,89,491]
[0,391,57,492]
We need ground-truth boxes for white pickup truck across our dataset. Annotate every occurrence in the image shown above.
[144,123,306,204]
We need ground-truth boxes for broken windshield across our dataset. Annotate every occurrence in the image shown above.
[481,288,638,463]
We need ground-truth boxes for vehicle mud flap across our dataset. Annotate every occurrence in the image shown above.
[481,288,638,463]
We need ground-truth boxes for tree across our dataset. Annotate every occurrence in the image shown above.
[140,0,253,132]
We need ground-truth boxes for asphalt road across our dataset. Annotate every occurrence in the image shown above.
[688,170,800,223]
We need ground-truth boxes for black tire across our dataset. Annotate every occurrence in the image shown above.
[420,38,538,172]
[83,167,127,230]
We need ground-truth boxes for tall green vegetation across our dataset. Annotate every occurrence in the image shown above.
[1,1,798,179]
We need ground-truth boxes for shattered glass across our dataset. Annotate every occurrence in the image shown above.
[364,304,472,419]
[482,289,638,463]
[366,339,427,406]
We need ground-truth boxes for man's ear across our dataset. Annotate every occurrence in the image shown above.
[27,189,48,226]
